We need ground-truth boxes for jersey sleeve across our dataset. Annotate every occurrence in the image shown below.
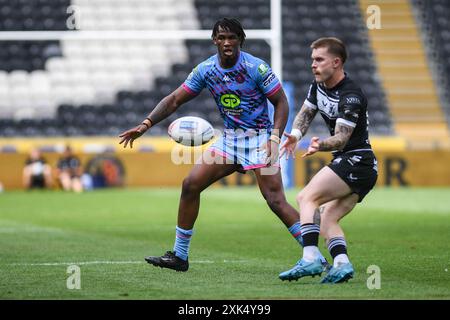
[337,93,364,128]
[304,81,318,109]
[182,64,205,95]
[254,61,281,97]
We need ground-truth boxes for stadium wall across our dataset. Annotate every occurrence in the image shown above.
[1,138,450,190]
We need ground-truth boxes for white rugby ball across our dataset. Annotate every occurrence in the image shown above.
[168,116,215,146]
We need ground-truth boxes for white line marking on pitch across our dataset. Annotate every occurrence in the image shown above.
[0,226,65,234]
[10,261,143,266]
[9,260,250,266]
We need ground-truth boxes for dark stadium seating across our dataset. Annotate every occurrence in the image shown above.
[0,0,394,136]
[412,0,450,127]
[0,41,63,72]
[0,0,69,72]
[189,0,393,136]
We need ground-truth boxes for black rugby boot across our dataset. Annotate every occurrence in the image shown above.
[145,251,189,272]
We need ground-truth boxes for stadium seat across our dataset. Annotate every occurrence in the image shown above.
[0,0,397,136]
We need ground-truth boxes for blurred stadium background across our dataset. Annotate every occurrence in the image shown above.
[1,0,450,301]
[0,0,449,189]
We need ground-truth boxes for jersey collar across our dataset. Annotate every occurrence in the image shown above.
[215,51,243,72]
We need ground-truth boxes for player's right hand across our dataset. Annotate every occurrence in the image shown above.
[301,136,320,158]
[118,124,148,149]
[279,132,298,160]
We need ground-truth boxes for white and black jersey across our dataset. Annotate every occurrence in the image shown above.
[304,75,378,202]
[304,75,372,153]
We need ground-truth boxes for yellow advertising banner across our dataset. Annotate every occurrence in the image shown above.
[1,148,450,190]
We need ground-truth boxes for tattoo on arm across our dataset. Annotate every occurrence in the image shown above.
[147,87,194,126]
[313,207,322,226]
[318,123,354,151]
[147,94,179,126]
[293,106,317,136]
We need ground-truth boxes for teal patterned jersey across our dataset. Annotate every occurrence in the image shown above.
[182,51,281,130]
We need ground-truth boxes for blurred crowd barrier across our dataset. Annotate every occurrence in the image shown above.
[0,136,449,190]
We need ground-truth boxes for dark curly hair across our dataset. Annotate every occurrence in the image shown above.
[211,18,246,48]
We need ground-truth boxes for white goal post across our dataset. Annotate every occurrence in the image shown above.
[0,0,283,81]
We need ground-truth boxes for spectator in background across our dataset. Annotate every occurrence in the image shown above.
[56,146,83,193]
[23,148,52,190]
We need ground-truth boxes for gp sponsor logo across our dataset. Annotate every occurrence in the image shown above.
[220,94,241,108]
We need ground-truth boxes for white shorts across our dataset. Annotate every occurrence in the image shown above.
[209,129,280,171]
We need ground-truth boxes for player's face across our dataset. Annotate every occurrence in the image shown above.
[311,47,339,83]
[214,28,241,60]
[64,148,72,157]
[30,149,40,160]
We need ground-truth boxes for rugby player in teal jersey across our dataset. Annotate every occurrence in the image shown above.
[119,18,329,273]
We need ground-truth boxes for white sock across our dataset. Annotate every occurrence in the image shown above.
[333,254,350,267]
[303,246,320,262]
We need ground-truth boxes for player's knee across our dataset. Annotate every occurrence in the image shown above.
[296,190,322,207]
[296,191,307,206]
[181,177,202,196]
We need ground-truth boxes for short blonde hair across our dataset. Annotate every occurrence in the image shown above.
[311,37,347,64]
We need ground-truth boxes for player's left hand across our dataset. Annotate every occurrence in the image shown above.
[264,140,279,165]
[302,136,320,158]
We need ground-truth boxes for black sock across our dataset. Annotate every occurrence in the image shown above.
[300,223,320,247]
[327,237,347,259]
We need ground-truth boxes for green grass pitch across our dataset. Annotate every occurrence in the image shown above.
[0,187,449,299]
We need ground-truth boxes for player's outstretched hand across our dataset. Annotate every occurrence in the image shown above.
[301,136,320,158]
[118,124,148,149]
[279,132,298,160]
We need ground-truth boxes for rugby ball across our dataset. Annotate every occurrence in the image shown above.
[168,116,215,146]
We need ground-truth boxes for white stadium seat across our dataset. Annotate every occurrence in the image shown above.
[1,0,198,120]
